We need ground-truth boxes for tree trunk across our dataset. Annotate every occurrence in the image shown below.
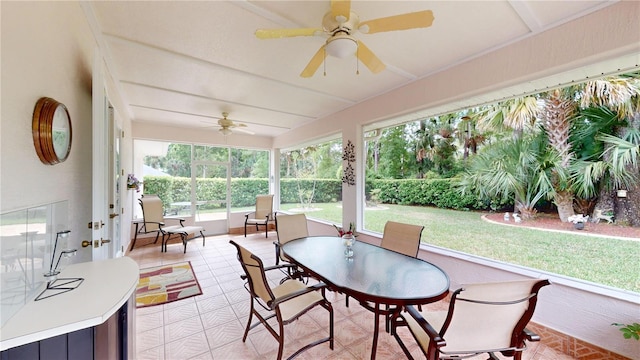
[614,181,640,227]
[555,190,575,222]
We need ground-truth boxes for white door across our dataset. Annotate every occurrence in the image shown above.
[108,106,122,257]
[90,52,110,261]
[193,162,230,234]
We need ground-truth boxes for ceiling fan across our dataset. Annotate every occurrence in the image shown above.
[255,0,434,77]
[203,112,254,135]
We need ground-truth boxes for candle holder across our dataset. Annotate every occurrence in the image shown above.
[35,230,83,301]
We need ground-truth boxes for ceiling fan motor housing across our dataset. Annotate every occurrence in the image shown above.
[322,11,359,35]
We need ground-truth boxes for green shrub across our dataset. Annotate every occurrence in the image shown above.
[144,176,509,212]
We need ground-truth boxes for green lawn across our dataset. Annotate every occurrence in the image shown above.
[279,202,640,293]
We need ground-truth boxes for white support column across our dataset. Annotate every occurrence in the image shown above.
[271,148,281,212]
[341,124,361,231]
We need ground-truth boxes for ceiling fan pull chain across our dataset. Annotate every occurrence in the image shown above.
[356,43,360,75]
[323,47,327,76]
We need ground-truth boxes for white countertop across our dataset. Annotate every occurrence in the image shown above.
[0,257,139,351]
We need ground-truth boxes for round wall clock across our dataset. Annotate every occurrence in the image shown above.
[32,97,72,165]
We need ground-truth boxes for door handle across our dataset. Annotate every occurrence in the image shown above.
[81,239,111,248]
[109,213,119,219]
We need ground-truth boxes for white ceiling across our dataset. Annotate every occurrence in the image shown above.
[86,0,621,138]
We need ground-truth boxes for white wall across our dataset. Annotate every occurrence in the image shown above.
[1,2,95,259]
[1,2,134,259]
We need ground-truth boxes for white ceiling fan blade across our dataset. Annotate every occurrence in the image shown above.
[233,127,255,135]
[356,40,385,74]
[255,28,324,39]
[358,10,434,34]
[331,0,351,24]
[300,45,326,78]
[200,120,220,128]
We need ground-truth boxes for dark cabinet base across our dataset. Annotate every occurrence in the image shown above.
[1,300,133,360]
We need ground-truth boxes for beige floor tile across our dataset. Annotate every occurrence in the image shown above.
[136,309,164,333]
[204,318,246,349]
[210,339,261,360]
[136,326,165,353]
[136,345,165,360]
[164,315,204,342]
[200,305,237,329]
[163,301,199,324]
[164,331,210,360]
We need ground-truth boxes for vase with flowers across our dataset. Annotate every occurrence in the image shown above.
[127,174,142,192]
[334,222,357,258]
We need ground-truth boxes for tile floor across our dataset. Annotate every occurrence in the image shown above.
[127,232,576,360]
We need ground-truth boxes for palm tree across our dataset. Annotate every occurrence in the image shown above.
[474,74,639,222]
[539,88,575,221]
[571,106,640,224]
[571,75,640,224]
[460,133,554,220]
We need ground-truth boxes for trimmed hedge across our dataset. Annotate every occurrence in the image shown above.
[368,178,507,210]
[143,176,508,211]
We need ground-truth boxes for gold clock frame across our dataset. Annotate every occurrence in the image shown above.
[32,97,72,165]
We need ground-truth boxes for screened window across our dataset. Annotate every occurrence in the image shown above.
[279,138,343,224]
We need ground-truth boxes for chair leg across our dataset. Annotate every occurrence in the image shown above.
[276,320,285,360]
[183,234,187,253]
[201,231,206,247]
[242,305,254,342]
[392,317,415,360]
[130,222,141,251]
[328,303,334,349]
[244,221,248,237]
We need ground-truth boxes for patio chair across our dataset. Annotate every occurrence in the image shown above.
[273,213,309,281]
[244,194,275,237]
[229,240,333,360]
[392,279,550,360]
[136,194,205,253]
[347,221,424,308]
[380,221,424,257]
[274,213,309,265]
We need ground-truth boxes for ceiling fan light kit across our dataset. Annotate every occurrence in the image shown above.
[219,127,232,136]
[255,0,434,77]
[325,33,358,58]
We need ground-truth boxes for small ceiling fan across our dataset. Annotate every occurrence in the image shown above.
[255,0,434,77]
[203,112,254,135]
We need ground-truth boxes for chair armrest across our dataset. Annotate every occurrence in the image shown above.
[163,216,186,226]
[244,212,256,219]
[405,305,446,349]
[143,220,165,226]
[264,263,297,273]
[270,282,328,307]
[239,266,295,280]
[522,327,540,342]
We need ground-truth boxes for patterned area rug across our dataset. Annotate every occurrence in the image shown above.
[136,261,202,308]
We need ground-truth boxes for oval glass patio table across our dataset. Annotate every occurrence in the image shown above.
[281,236,450,360]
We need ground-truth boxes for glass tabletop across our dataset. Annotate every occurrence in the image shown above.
[281,236,450,306]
